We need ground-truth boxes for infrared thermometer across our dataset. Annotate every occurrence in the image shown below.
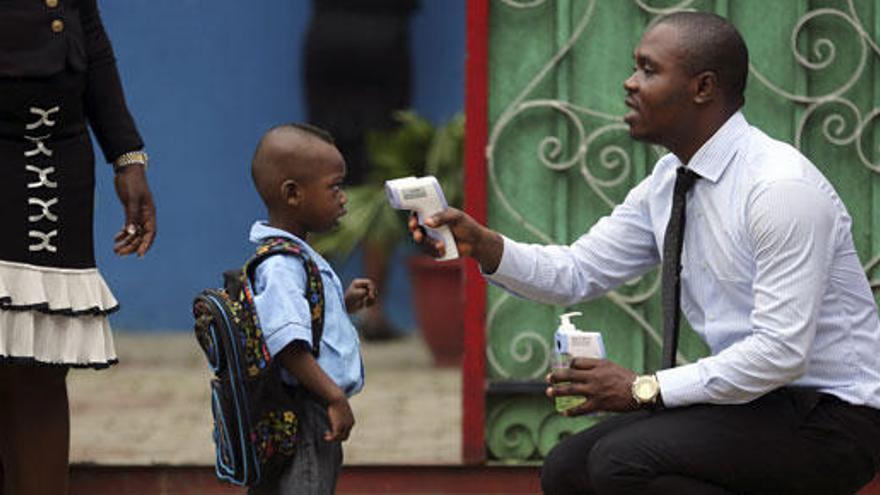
[385,175,459,261]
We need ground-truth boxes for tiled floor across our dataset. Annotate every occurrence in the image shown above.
[68,331,461,466]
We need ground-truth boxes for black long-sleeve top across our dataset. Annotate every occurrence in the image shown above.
[0,0,143,162]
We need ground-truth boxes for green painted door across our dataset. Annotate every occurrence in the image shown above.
[484,0,879,462]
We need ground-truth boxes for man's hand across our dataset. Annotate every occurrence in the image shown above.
[325,394,355,442]
[546,358,640,416]
[407,207,504,273]
[113,164,156,257]
[345,278,377,313]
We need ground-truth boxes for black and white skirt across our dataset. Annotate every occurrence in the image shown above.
[0,72,118,368]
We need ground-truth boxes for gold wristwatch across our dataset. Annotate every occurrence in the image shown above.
[113,150,149,173]
[631,374,661,407]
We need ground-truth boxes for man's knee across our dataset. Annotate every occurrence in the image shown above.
[540,440,587,495]
[540,414,651,494]
[542,433,652,495]
[587,433,649,492]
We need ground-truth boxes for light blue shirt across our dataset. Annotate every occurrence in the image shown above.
[488,112,880,409]
[249,221,364,397]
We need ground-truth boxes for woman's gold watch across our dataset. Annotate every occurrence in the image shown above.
[113,150,148,173]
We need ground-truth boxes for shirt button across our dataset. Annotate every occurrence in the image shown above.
[51,19,64,33]
[46,0,58,8]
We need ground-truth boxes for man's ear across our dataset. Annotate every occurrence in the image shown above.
[692,70,719,105]
[281,179,302,207]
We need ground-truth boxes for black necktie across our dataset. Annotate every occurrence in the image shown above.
[661,167,700,369]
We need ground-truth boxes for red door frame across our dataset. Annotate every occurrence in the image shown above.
[462,0,489,465]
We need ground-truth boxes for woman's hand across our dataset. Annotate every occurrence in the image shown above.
[113,164,156,257]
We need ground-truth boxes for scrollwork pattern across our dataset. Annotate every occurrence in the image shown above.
[486,0,879,464]
[486,397,598,461]
[486,0,880,385]
[866,255,880,292]
[498,0,548,8]
[633,0,695,16]
[748,3,879,170]
[486,399,540,461]
[487,0,677,381]
[486,291,553,379]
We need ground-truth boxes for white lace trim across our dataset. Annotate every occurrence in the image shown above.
[0,310,117,365]
[0,260,118,314]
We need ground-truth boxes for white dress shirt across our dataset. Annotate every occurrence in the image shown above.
[487,112,880,409]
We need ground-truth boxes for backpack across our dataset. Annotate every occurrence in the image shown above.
[192,237,325,487]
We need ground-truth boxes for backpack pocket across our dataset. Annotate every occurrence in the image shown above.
[194,301,226,374]
[246,375,301,482]
[210,377,251,483]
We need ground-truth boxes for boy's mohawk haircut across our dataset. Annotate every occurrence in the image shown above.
[271,122,335,145]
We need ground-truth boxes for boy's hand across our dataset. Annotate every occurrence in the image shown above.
[277,344,355,442]
[345,278,377,313]
[325,395,355,442]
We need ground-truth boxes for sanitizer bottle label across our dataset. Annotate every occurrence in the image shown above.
[552,312,606,413]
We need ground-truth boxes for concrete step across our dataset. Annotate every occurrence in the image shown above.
[67,465,880,495]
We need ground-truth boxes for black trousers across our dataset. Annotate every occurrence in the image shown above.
[541,388,880,495]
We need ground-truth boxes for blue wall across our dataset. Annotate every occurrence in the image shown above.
[94,0,465,331]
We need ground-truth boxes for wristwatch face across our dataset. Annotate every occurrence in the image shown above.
[633,375,659,403]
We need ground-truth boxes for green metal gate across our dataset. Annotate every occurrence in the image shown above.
[483,0,880,462]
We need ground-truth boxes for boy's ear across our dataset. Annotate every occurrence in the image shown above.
[281,179,302,207]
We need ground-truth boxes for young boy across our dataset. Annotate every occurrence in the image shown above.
[248,123,376,495]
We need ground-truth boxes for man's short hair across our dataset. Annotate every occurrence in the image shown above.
[652,11,749,108]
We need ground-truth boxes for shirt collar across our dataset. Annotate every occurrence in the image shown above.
[683,111,749,183]
[248,221,328,268]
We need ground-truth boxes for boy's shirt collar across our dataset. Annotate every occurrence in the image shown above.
[248,221,330,270]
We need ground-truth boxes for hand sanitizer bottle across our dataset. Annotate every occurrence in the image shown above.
[552,311,606,412]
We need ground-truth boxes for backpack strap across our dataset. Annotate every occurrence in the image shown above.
[241,237,325,357]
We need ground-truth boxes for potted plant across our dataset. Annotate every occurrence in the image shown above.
[312,110,466,366]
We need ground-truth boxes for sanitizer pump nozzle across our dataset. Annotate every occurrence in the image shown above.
[552,311,606,412]
[558,311,580,333]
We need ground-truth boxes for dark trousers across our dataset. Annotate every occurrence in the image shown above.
[540,388,880,495]
[249,393,343,495]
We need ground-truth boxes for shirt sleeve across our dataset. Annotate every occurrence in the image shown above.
[486,175,661,306]
[80,0,144,163]
[657,179,838,407]
[252,256,315,358]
